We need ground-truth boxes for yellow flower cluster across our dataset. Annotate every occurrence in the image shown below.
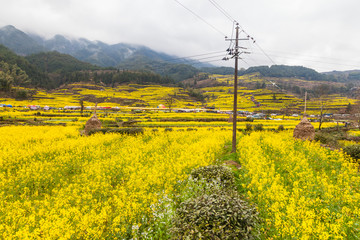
[0,126,230,239]
[237,131,360,239]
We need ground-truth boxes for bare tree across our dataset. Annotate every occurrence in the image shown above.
[350,102,360,129]
[79,98,84,116]
[165,95,176,113]
[313,84,330,130]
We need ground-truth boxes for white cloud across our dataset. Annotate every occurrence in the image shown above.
[0,0,359,71]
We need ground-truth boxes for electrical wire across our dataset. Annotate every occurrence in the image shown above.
[181,54,229,64]
[250,51,360,69]
[165,50,226,62]
[207,0,235,23]
[254,42,277,65]
[254,49,360,66]
[174,0,227,37]
[191,58,228,65]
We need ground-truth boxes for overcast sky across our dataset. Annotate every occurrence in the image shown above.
[1,0,360,72]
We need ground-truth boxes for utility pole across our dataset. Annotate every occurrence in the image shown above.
[225,23,250,153]
[304,91,307,117]
[232,24,240,153]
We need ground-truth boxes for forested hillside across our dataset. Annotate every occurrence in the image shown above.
[25,51,101,73]
[240,65,357,82]
[0,44,49,88]
[0,44,177,91]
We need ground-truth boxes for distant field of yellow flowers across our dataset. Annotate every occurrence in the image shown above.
[1,78,356,113]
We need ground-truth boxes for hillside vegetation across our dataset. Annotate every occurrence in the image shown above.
[241,65,360,83]
[0,44,49,88]
[25,51,101,73]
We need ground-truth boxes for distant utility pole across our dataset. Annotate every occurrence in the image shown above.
[225,23,250,153]
[304,91,307,117]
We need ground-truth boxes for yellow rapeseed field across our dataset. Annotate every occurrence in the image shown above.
[0,126,230,239]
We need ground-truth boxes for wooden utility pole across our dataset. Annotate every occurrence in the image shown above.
[231,24,240,153]
[304,91,307,117]
[225,23,250,153]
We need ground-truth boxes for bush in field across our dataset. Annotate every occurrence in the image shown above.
[314,132,338,147]
[171,191,259,240]
[178,165,237,205]
[277,125,285,131]
[245,123,253,132]
[88,127,144,136]
[165,128,173,132]
[245,117,254,122]
[190,165,235,190]
[343,144,360,161]
[254,124,264,131]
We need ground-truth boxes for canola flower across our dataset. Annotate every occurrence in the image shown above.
[0,126,230,239]
[237,131,360,239]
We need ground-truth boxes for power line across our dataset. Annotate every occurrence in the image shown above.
[251,51,360,69]
[254,49,360,66]
[178,54,228,65]
[240,58,251,67]
[223,21,236,60]
[254,42,276,65]
[165,50,226,62]
[207,0,235,23]
[173,0,227,37]
[233,23,276,66]
[191,58,227,65]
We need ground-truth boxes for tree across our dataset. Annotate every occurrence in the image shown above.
[350,102,360,130]
[165,94,176,113]
[281,103,293,120]
[313,84,330,130]
[79,98,84,116]
[272,93,277,101]
[0,61,29,92]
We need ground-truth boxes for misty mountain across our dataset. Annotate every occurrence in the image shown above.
[0,44,177,89]
[0,25,46,55]
[0,25,211,69]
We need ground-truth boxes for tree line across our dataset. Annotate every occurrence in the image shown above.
[240,65,347,82]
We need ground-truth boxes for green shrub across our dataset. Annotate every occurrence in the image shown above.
[171,191,259,240]
[277,125,285,131]
[190,165,235,190]
[186,128,198,131]
[343,144,360,160]
[245,123,253,131]
[88,127,144,136]
[164,128,173,132]
[314,132,338,147]
[254,124,264,131]
[245,117,254,122]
